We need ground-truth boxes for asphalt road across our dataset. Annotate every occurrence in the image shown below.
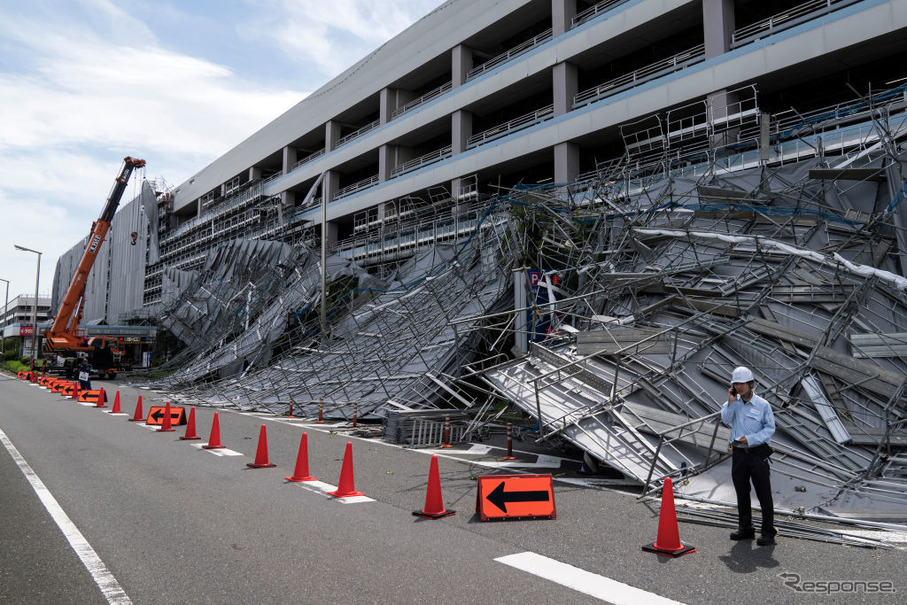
[1,373,905,604]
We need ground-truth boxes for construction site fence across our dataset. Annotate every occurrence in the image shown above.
[384,412,469,447]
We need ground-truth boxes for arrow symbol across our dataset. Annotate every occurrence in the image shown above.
[150,410,181,422]
[486,481,550,513]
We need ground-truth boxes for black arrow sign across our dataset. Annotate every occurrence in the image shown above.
[150,410,182,422]
[486,481,550,513]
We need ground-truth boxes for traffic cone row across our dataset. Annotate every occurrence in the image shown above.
[34,384,459,518]
[28,381,699,541]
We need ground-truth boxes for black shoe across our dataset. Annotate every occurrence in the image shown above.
[756,533,776,546]
[730,528,755,540]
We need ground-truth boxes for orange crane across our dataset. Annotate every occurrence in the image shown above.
[44,156,145,376]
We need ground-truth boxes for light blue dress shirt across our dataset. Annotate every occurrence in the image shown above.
[721,392,775,447]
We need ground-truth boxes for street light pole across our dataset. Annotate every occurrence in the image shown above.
[0,277,9,359]
[14,245,42,365]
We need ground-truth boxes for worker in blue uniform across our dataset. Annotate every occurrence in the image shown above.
[78,357,93,392]
[721,366,777,546]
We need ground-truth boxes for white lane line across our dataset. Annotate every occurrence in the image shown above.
[290,479,374,503]
[189,443,245,456]
[0,427,131,605]
[495,552,685,605]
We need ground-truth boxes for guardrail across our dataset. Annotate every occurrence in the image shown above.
[336,119,380,148]
[574,44,706,108]
[294,148,325,170]
[390,146,452,178]
[165,183,264,241]
[731,0,863,48]
[466,29,553,80]
[467,105,554,149]
[391,81,453,120]
[571,0,632,28]
[335,175,379,199]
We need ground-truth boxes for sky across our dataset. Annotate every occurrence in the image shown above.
[0,0,445,305]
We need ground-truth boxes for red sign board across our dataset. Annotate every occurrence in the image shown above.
[475,474,556,521]
[19,326,33,336]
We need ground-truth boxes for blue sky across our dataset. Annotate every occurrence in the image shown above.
[0,0,444,303]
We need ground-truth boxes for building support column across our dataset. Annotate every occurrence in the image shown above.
[452,44,473,87]
[552,0,577,37]
[552,61,578,117]
[322,170,339,204]
[703,0,738,148]
[325,120,341,152]
[451,110,472,155]
[282,145,297,175]
[380,88,395,125]
[554,141,580,186]
[379,144,394,182]
[249,166,262,181]
[703,0,735,59]
[380,88,415,124]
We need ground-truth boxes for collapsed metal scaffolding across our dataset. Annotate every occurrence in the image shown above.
[479,85,907,521]
[144,83,907,522]
[148,199,515,424]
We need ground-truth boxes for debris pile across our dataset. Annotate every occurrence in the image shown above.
[146,86,907,522]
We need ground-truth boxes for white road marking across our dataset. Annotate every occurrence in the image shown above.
[291,479,374,503]
[0,427,132,604]
[495,552,685,605]
[189,443,244,456]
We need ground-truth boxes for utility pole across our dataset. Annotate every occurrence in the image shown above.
[0,277,9,358]
[14,245,42,364]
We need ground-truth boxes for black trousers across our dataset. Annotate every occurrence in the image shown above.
[731,448,775,535]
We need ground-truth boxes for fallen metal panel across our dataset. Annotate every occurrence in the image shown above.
[849,333,907,358]
[801,375,852,444]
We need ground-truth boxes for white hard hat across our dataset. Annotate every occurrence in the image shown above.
[731,366,754,383]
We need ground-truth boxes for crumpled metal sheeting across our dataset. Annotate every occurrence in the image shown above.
[239,243,509,419]
[162,238,298,342]
[150,228,511,421]
[486,150,907,520]
[152,238,318,385]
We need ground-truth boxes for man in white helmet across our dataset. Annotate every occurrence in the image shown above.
[721,366,777,546]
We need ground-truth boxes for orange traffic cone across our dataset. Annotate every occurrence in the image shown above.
[130,395,144,421]
[247,424,276,468]
[285,432,316,482]
[158,401,175,432]
[413,454,455,519]
[202,412,225,449]
[181,407,201,440]
[642,477,695,557]
[95,387,107,408]
[328,442,363,498]
[110,391,122,414]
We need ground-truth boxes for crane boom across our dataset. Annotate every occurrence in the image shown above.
[45,156,146,352]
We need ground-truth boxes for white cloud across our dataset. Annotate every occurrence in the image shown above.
[252,0,445,78]
[0,1,306,298]
[0,0,444,300]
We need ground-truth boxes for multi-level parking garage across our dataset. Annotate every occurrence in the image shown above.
[121,0,904,307]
